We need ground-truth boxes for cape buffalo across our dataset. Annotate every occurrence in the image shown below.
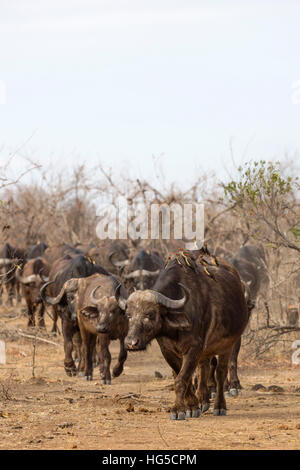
[56,273,128,383]
[16,257,50,328]
[122,249,164,291]
[116,250,248,420]
[40,254,108,376]
[0,242,25,306]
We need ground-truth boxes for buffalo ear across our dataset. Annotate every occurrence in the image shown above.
[163,313,192,331]
[80,306,98,318]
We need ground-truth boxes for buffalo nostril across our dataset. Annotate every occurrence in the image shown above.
[96,325,107,333]
[126,338,139,349]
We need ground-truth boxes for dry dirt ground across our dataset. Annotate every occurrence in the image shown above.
[0,305,300,451]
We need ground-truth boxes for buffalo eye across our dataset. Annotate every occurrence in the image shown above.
[146,310,156,320]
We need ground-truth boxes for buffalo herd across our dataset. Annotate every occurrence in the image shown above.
[0,239,270,420]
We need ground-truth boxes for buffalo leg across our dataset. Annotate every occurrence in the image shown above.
[160,342,199,416]
[195,358,211,412]
[112,338,127,378]
[73,330,83,374]
[226,337,242,396]
[26,301,35,327]
[37,303,46,329]
[16,281,22,304]
[207,356,217,398]
[213,350,232,416]
[83,332,96,381]
[6,282,14,307]
[62,319,77,376]
[97,334,112,384]
[51,306,59,334]
[171,347,200,419]
[159,343,199,418]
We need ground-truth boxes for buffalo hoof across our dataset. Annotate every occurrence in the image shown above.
[170,411,186,420]
[210,392,216,399]
[229,388,238,397]
[85,375,93,381]
[201,403,210,413]
[101,378,111,385]
[112,367,123,378]
[186,409,201,418]
[192,409,201,418]
[213,408,227,416]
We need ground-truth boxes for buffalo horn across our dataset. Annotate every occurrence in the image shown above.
[150,283,190,310]
[124,269,160,279]
[40,280,65,305]
[108,252,129,268]
[89,285,102,306]
[16,271,41,284]
[114,283,127,310]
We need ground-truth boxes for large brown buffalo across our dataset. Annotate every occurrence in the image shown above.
[56,273,128,383]
[116,249,249,420]
[40,254,109,376]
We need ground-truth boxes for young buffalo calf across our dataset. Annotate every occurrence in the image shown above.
[62,273,128,383]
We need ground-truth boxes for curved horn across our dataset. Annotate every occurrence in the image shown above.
[37,264,49,282]
[40,278,78,304]
[115,283,127,310]
[39,269,49,282]
[150,283,190,310]
[108,252,129,268]
[16,271,41,284]
[90,285,102,306]
[40,280,65,305]
[124,269,160,279]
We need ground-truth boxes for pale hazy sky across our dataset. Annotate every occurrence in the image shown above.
[1,0,300,185]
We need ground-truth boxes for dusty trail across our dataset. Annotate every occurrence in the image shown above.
[0,307,300,450]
